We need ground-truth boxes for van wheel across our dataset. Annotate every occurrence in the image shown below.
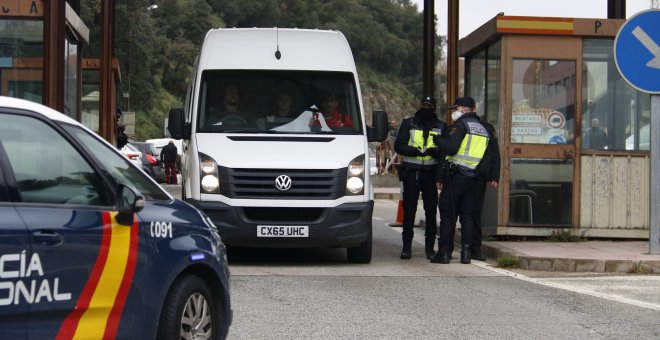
[346,228,372,263]
[157,275,219,340]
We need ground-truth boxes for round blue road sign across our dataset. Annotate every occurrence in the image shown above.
[614,9,660,94]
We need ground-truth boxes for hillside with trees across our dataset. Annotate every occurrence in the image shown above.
[82,0,445,140]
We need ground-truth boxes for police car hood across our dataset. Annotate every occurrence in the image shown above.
[195,133,366,169]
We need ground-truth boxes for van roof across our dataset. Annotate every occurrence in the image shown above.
[199,28,356,73]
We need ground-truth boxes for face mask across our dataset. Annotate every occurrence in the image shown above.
[420,108,435,117]
[451,110,463,122]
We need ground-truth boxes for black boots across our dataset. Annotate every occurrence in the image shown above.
[430,245,451,264]
[400,239,412,260]
[425,238,436,260]
[460,244,471,264]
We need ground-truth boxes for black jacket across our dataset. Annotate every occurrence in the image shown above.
[478,117,501,183]
[393,110,446,170]
[434,112,490,180]
[160,143,178,163]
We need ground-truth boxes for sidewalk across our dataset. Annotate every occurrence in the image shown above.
[374,187,660,274]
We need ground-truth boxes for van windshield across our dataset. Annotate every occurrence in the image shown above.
[197,70,362,134]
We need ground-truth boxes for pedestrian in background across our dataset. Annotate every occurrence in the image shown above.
[431,97,491,264]
[160,139,178,185]
[394,96,446,260]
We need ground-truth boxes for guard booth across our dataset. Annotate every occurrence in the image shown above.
[459,15,652,238]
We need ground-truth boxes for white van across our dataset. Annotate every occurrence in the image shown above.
[168,28,388,263]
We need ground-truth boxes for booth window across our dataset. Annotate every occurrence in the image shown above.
[511,59,576,145]
[466,41,501,131]
[0,19,44,103]
[63,30,80,120]
[582,39,651,151]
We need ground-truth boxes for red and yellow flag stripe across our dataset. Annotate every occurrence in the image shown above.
[497,16,574,35]
[57,211,139,339]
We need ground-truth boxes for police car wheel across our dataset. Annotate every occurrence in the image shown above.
[158,275,219,340]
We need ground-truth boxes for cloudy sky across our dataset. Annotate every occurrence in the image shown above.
[409,0,653,38]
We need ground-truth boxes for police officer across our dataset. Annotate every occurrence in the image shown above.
[394,96,446,259]
[430,97,490,264]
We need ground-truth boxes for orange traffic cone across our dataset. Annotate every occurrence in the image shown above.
[395,199,404,225]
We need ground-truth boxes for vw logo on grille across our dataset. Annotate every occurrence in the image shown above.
[275,175,292,191]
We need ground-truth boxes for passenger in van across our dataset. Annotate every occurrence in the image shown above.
[208,83,253,127]
[320,93,352,128]
[256,90,295,130]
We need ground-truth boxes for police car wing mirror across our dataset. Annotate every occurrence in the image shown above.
[117,185,145,225]
[367,110,388,142]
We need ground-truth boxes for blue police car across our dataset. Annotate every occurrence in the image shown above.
[0,97,231,339]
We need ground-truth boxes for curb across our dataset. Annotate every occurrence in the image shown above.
[374,192,400,200]
[480,242,660,274]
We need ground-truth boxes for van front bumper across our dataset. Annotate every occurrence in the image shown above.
[186,199,374,248]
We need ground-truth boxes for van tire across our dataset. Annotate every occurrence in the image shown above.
[157,275,219,340]
[346,228,372,263]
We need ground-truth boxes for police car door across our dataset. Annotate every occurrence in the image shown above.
[0,128,28,338]
[0,112,123,338]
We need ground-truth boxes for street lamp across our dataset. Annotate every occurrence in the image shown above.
[147,1,158,11]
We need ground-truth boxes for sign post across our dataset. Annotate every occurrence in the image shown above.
[614,9,660,254]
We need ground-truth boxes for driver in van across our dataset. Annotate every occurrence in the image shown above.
[208,83,253,126]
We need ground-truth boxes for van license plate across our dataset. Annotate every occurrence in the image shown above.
[257,225,309,237]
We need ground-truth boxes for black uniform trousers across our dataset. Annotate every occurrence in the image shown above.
[438,172,479,251]
[472,178,488,252]
[401,167,438,244]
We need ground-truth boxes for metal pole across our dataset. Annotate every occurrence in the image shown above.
[447,0,459,115]
[422,0,434,97]
[651,94,659,254]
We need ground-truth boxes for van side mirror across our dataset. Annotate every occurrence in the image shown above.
[116,184,144,225]
[367,111,388,142]
[168,108,190,140]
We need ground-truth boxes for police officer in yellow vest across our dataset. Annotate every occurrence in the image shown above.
[430,97,490,264]
[394,96,446,260]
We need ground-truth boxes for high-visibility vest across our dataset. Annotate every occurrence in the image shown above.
[402,126,441,166]
[447,118,489,170]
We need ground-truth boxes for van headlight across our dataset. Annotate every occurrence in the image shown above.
[199,152,220,193]
[346,155,365,195]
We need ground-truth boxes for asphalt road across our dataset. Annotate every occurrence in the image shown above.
[160,186,660,338]
[225,200,660,339]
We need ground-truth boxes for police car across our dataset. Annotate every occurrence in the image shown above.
[0,97,231,339]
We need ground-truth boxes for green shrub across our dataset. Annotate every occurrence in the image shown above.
[496,256,518,268]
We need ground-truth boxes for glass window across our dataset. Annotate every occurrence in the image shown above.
[197,70,362,134]
[486,41,501,130]
[81,70,100,132]
[467,50,486,115]
[582,39,651,151]
[509,158,572,226]
[0,19,43,103]
[63,31,79,120]
[0,114,109,206]
[511,59,576,145]
[64,125,170,201]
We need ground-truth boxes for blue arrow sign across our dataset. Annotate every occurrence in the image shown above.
[614,9,660,94]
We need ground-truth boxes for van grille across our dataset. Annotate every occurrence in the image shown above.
[220,167,346,199]
[242,207,324,223]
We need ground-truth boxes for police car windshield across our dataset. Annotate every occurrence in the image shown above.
[197,70,362,135]
[64,125,170,201]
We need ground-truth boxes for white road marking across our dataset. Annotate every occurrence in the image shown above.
[474,261,660,311]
